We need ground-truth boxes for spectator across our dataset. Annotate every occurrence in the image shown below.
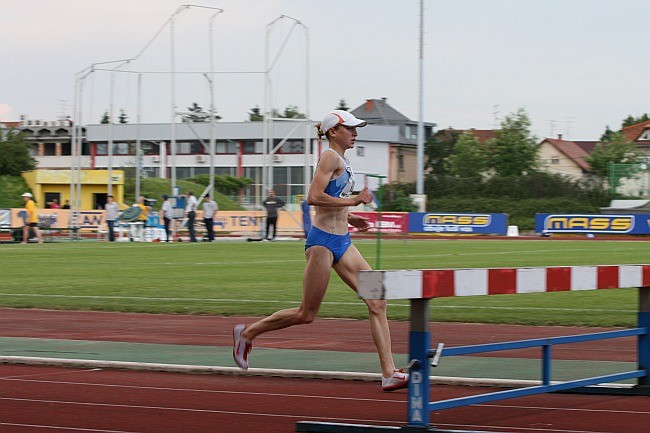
[202,193,218,242]
[185,191,198,242]
[301,199,312,238]
[262,190,285,240]
[21,192,43,244]
[49,198,61,209]
[105,195,119,242]
[62,200,70,209]
[160,194,173,242]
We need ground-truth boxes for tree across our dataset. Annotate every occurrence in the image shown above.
[278,105,307,119]
[248,106,263,122]
[424,128,458,176]
[100,111,110,124]
[0,129,37,176]
[445,131,488,177]
[118,109,128,124]
[585,131,641,181]
[185,102,209,122]
[622,113,650,128]
[486,108,539,176]
[600,125,616,142]
[335,99,350,111]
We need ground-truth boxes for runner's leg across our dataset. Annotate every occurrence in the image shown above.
[242,246,333,340]
[333,245,398,377]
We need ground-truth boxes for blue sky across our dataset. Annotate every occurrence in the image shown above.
[1,0,648,140]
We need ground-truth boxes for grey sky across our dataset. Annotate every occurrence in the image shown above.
[1,0,648,140]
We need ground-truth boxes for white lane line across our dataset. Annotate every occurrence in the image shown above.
[0,423,140,433]
[0,293,635,312]
[4,378,648,415]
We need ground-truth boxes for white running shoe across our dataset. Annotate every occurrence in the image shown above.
[382,369,409,392]
[232,324,252,369]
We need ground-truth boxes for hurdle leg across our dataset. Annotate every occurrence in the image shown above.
[638,286,650,390]
[407,299,431,428]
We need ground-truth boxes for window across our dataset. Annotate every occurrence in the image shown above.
[215,167,235,176]
[216,140,237,154]
[43,143,56,156]
[115,142,129,155]
[550,155,560,165]
[242,141,262,154]
[173,141,202,155]
[356,146,365,157]
[639,130,650,141]
[278,139,303,154]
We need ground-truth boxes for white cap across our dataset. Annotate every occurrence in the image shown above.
[321,110,367,134]
[21,192,33,198]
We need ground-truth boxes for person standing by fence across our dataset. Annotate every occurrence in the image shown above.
[105,195,119,242]
[185,191,198,242]
[262,190,285,241]
[21,192,43,244]
[202,194,218,242]
[161,194,173,242]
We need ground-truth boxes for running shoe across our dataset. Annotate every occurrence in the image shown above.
[382,369,409,392]
[233,324,252,369]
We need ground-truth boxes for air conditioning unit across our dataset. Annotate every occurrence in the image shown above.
[196,155,207,163]
[152,156,160,163]
[272,154,282,163]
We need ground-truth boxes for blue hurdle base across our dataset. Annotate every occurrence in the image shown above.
[295,421,497,433]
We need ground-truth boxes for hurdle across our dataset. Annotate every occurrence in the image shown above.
[296,264,650,432]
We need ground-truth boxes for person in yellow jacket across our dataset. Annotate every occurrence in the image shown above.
[129,195,149,242]
[136,195,149,225]
[21,192,43,244]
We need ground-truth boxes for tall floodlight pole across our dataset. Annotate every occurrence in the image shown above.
[108,70,115,196]
[264,15,308,203]
[70,71,83,221]
[169,6,190,197]
[303,24,311,198]
[263,20,273,202]
[416,0,425,196]
[208,9,225,196]
[136,73,142,199]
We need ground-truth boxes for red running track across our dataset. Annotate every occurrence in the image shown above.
[1,363,649,433]
[0,309,648,432]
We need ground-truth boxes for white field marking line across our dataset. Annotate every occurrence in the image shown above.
[0,292,635,312]
[0,424,140,433]
[0,397,403,425]
[1,378,400,404]
[0,368,101,380]
[0,399,614,433]
[178,247,633,266]
[4,378,648,416]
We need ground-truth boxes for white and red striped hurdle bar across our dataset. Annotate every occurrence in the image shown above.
[358,264,650,300]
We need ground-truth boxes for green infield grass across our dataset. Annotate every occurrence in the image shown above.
[1,238,648,327]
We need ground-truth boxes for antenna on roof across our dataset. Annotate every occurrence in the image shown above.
[547,119,557,137]
[492,104,500,129]
[565,116,575,139]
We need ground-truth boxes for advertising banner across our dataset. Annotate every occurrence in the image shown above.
[347,212,408,234]
[10,209,105,230]
[409,212,509,235]
[535,213,650,235]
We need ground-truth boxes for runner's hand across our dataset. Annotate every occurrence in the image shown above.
[355,187,373,205]
[349,214,370,232]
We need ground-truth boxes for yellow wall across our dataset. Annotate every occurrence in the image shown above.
[21,169,125,210]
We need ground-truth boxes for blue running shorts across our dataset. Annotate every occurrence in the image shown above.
[305,226,352,263]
